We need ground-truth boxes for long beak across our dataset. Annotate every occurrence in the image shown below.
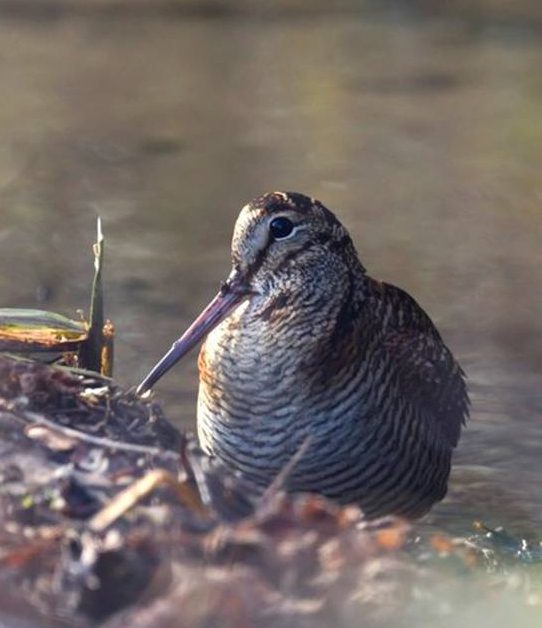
[136,272,250,395]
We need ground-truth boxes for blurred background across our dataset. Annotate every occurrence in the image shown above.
[0,0,541,535]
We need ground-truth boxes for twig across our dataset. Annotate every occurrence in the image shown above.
[257,435,313,509]
[88,469,208,532]
[14,408,180,461]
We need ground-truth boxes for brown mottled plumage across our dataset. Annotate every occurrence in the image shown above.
[138,192,469,519]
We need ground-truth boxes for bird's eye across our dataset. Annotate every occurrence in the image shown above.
[269,217,295,240]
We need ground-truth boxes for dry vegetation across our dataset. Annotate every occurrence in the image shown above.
[0,354,539,627]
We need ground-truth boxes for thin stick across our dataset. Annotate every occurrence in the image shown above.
[257,435,313,508]
[88,469,208,532]
[13,408,180,461]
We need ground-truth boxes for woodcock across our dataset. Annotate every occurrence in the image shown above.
[137,192,469,519]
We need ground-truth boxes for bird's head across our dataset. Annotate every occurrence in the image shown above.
[228,191,360,296]
[136,191,363,394]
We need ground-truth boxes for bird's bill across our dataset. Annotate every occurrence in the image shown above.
[136,283,248,395]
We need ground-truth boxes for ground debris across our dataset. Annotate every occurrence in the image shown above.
[0,354,541,628]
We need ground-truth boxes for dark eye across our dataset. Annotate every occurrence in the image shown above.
[269,217,295,240]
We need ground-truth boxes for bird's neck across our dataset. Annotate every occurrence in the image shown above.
[219,259,367,364]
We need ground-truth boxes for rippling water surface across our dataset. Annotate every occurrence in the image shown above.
[1,4,541,542]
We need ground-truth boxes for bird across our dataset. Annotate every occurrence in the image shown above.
[137,191,469,519]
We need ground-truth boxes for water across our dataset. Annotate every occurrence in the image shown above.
[1,4,541,539]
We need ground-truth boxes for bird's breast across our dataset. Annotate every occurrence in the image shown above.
[195,293,373,476]
[198,292,354,408]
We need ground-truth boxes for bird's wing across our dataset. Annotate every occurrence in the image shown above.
[368,280,469,448]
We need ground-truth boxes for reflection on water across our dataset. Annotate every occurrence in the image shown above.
[0,4,541,538]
